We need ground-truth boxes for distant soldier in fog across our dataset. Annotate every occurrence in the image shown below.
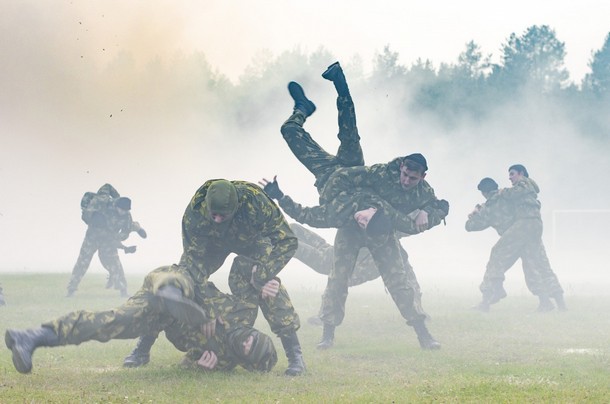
[274,61,449,350]
[0,284,5,306]
[467,172,566,312]
[6,265,277,374]
[66,183,147,298]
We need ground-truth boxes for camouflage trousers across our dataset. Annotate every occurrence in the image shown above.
[281,95,364,192]
[45,265,257,369]
[320,221,427,327]
[290,222,379,287]
[228,256,300,337]
[480,218,564,300]
[67,229,127,294]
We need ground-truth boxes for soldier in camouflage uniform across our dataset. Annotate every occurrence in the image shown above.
[276,62,448,350]
[290,222,379,287]
[66,183,147,298]
[5,265,278,374]
[468,168,566,312]
[289,222,428,326]
[124,179,305,376]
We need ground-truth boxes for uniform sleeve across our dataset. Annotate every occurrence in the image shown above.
[499,179,537,201]
[320,166,378,203]
[179,207,226,303]
[465,204,492,232]
[249,192,298,290]
[277,194,357,229]
[373,182,440,234]
[116,213,134,241]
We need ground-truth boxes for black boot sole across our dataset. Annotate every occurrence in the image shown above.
[156,290,208,327]
[5,330,32,374]
[322,62,341,81]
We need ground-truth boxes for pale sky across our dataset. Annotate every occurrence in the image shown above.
[5,0,607,83]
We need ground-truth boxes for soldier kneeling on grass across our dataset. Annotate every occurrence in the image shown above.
[5,265,277,374]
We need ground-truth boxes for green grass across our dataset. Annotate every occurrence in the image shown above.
[1,273,608,403]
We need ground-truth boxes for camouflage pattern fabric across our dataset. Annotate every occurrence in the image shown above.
[319,220,427,326]
[47,265,269,371]
[291,222,428,320]
[280,91,442,328]
[178,180,299,333]
[280,95,364,192]
[316,162,440,234]
[500,176,543,220]
[465,190,515,235]
[227,256,300,337]
[466,186,564,300]
[279,189,446,234]
[67,184,140,294]
[67,227,129,293]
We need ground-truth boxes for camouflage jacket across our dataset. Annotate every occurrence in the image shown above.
[499,177,542,220]
[179,180,297,297]
[278,191,447,234]
[465,190,516,235]
[82,184,134,243]
[281,157,443,234]
[164,281,259,372]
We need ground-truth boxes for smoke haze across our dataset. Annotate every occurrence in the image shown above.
[1,1,609,297]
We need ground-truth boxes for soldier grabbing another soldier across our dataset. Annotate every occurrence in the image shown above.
[467,167,566,312]
[66,183,147,298]
[6,265,277,374]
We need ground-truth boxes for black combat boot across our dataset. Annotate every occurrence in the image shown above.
[553,293,568,311]
[488,286,507,304]
[537,295,555,312]
[474,285,507,311]
[156,285,208,326]
[5,326,60,374]
[316,324,335,350]
[412,320,441,350]
[280,331,306,376]
[322,61,350,97]
[123,335,158,368]
[288,81,316,117]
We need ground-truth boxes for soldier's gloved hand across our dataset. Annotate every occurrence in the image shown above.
[197,350,218,370]
[136,228,147,239]
[261,279,280,299]
[201,318,217,338]
[259,176,284,200]
[124,245,137,254]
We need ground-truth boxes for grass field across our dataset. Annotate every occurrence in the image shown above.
[0,272,608,403]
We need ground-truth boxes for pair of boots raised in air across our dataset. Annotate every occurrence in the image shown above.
[288,61,350,118]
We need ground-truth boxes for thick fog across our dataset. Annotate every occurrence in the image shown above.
[1,1,609,297]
